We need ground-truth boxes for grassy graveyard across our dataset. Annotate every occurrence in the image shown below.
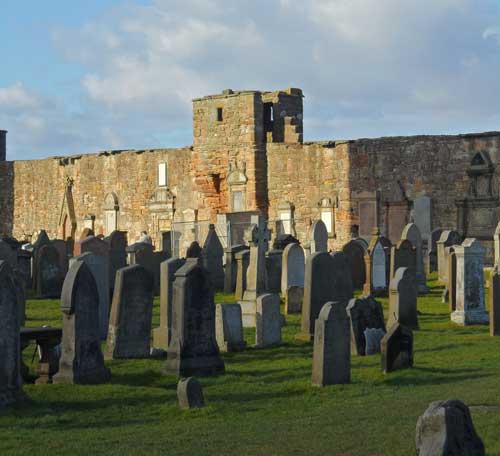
[2,273,500,455]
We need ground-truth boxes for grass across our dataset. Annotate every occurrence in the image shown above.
[2,273,500,455]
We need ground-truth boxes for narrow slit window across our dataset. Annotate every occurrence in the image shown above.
[217,107,223,122]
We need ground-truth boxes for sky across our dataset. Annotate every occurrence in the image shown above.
[3,0,500,160]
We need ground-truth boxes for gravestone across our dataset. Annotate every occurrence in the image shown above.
[346,296,386,356]
[239,218,271,327]
[265,249,282,293]
[0,261,25,408]
[186,241,202,258]
[309,220,328,254]
[104,230,127,295]
[402,223,428,294]
[52,239,69,278]
[300,252,353,340]
[177,377,205,410]
[413,195,432,243]
[17,249,32,289]
[215,303,246,352]
[451,238,488,325]
[363,228,388,296]
[281,243,305,293]
[234,249,250,300]
[223,244,246,293]
[285,285,303,314]
[364,328,386,355]
[342,239,366,289]
[389,239,416,281]
[153,257,186,351]
[437,230,461,283]
[415,400,485,456]
[106,264,154,359]
[127,242,161,294]
[255,293,281,348]
[53,261,111,384]
[31,230,50,293]
[381,322,413,374]
[14,270,26,326]
[355,237,368,250]
[72,252,110,340]
[387,267,419,330]
[272,233,299,251]
[202,224,224,290]
[447,247,457,312]
[0,239,17,269]
[490,266,500,336]
[426,228,443,274]
[36,243,64,298]
[311,301,350,387]
[165,259,225,376]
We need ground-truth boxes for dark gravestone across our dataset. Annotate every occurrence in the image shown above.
[311,301,350,387]
[106,265,154,359]
[490,266,500,336]
[381,322,413,374]
[223,244,246,293]
[416,400,485,456]
[164,259,225,377]
[17,249,32,289]
[273,234,299,251]
[36,243,64,298]
[342,239,366,289]
[235,249,250,300]
[31,230,50,293]
[265,249,282,293]
[390,239,416,281]
[387,267,419,330]
[346,297,386,356]
[51,239,69,278]
[14,270,26,326]
[330,252,354,300]
[153,257,186,351]
[202,224,225,290]
[104,230,128,295]
[0,261,26,408]
[53,261,110,384]
[0,239,17,269]
[177,377,205,410]
[448,247,457,312]
[186,241,202,259]
[427,228,443,274]
[127,242,162,295]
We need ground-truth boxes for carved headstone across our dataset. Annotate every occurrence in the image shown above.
[311,301,350,387]
[381,322,413,374]
[402,223,428,294]
[165,259,225,376]
[235,249,250,300]
[255,293,281,348]
[53,261,110,384]
[285,285,303,314]
[437,230,461,283]
[0,261,25,408]
[342,239,366,289]
[415,400,485,456]
[177,377,205,410]
[451,238,488,325]
[215,303,246,352]
[309,220,328,254]
[281,243,305,293]
[106,265,154,359]
[363,228,388,296]
[153,257,186,351]
[346,296,386,356]
[202,224,224,290]
[223,245,246,293]
[387,267,419,330]
[36,243,64,298]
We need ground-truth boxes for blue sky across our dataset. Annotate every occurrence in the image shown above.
[3,0,500,159]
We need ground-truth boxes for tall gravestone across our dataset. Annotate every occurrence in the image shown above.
[490,266,500,336]
[309,220,328,254]
[255,294,282,348]
[437,230,461,283]
[402,223,428,294]
[165,259,225,376]
[106,264,154,359]
[346,296,386,356]
[451,238,488,325]
[281,243,305,294]
[311,301,350,387]
[223,244,246,293]
[342,239,366,289]
[387,267,419,330]
[447,247,457,312]
[53,261,110,384]
[153,257,186,351]
[31,230,50,293]
[104,230,128,296]
[363,228,388,296]
[216,303,246,352]
[0,261,25,408]
[36,243,64,298]
[413,195,432,244]
[202,224,225,290]
[239,218,271,327]
[381,322,413,374]
[389,239,416,281]
[235,249,250,300]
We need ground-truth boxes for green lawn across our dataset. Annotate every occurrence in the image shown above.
[2,274,500,455]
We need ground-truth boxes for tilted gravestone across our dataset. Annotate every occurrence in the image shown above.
[436,230,461,283]
[0,261,26,408]
[426,228,443,274]
[255,293,282,348]
[342,239,366,289]
[309,220,328,254]
[223,244,246,293]
[285,285,303,314]
[311,301,350,387]
[153,257,186,351]
[490,266,500,336]
[401,223,428,294]
[346,296,386,356]
[165,259,225,377]
[234,249,250,301]
[177,377,205,410]
[202,224,225,290]
[389,239,416,281]
[35,242,64,298]
[106,264,154,359]
[215,303,246,352]
[415,400,485,456]
[53,261,111,384]
[387,267,419,330]
[104,230,128,295]
[451,238,488,326]
[380,322,413,374]
[281,243,305,294]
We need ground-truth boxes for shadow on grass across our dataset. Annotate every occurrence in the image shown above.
[382,366,494,386]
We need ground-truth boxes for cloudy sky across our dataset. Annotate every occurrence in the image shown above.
[3,0,500,160]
